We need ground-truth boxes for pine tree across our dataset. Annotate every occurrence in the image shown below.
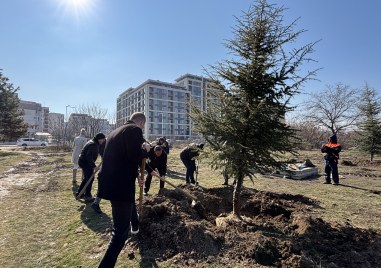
[356,84,381,161]
[192,0,318,217]
[0,70,28,141]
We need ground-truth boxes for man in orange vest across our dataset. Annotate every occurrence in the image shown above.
[321,134,342,185]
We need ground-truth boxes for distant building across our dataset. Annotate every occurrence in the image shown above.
[48,113,64,133]
[116,74,214,141]
[19,100,45,137]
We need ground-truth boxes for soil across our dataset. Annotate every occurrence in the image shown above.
[126,185,381,268]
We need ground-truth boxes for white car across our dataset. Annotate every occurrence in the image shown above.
[16,138,48,146]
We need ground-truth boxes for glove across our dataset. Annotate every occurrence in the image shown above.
[143,142,151,152]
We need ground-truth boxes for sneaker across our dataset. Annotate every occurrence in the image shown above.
[333,182,340,186]
[131,225,139,234]
[143,192,148,196]
[91,203,102,213]
[190,179,196,184]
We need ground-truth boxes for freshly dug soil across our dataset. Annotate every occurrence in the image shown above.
[126,186,381,268]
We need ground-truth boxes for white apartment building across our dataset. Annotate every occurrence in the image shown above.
[116,74,213,141]
[19,100,46,137]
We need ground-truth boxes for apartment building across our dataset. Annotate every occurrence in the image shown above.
[19,100,46,137]
[116,74,213,141]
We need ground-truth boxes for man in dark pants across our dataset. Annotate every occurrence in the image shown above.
[144,145,167,195]
[97,112,147,268]
[76,133,106,202]
[180,143,204,184]
[321,134,342,185]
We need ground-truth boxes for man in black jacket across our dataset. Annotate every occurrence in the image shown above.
[144,145,167,195]
[76,133,106,202]
[180,143,204,184]
[97,112,147,268]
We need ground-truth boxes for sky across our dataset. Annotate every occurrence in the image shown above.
[1,0,381,119]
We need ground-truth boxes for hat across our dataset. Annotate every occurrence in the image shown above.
[94,133,106,141]
[329,134,337,143]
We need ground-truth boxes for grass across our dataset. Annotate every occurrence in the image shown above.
[0,147,380,267]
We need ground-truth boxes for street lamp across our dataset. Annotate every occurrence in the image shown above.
[64,105,75,147]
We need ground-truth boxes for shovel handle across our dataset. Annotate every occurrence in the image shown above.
[152,170,198,201]
[138,159,146,216]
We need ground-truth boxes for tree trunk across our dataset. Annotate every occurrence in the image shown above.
[232,174,244,218]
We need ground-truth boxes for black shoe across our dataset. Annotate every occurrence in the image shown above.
[333,182,340,186]
[190,179,196,184]
[323,181,331,184]
[91,203,102,213]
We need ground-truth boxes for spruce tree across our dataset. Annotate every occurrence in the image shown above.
[192,0,318,217]
[356,84,381,161]
[0,70,27,141]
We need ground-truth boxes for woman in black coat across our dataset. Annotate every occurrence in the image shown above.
[76,133,106,201]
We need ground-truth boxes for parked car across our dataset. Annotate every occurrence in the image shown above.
[16,138,48,146]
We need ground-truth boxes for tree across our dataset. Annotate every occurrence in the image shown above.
[356,84,381,161]
[305,83,360,135]
[0,70,27,141]
[192,0,318,217]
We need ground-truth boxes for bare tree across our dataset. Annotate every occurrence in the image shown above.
[68,103,111,140]
[304,83,360,134]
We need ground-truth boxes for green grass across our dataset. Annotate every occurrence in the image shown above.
[0,147,380,267]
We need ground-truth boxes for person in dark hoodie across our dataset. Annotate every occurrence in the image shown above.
[97,112,148,268]
[144,145,167,195]
[76,133,106,202]
[180,142,204,184]
[321,134,342,185]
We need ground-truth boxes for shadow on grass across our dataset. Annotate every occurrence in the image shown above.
[166,168,184,181]
[79,203,112,234]
[338,183,381,194]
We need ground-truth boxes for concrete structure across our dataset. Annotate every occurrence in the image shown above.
[19,100,46,137]
[116,74,213,141]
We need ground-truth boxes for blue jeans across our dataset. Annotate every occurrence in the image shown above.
[98,201,139,268]
[324,160,339,183]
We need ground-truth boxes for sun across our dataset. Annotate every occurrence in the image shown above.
[56,0,97,20]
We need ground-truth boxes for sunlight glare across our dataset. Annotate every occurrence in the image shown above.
[56,0,97,21]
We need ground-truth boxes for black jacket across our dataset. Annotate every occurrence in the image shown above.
[78,140,99,169]
[145,147,167,176]
[180,145,199,163]
[97,121,146,202]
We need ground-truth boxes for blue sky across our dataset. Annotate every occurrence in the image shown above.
[1,0,380,118]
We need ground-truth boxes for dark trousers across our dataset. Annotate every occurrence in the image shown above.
[98,201,139,268]
[181,157,196,183]
[324,160,339,183]
[77,165,94,197]
[144,173,164,193]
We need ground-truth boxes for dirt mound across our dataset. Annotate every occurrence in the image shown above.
[126,186,381,267]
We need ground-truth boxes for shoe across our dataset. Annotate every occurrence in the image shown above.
[143,192,148,196]
[323,181,331,184]
[190,179,196,184]
[91,203,102,213]
[131,225,139,234]
[333,182,340,186]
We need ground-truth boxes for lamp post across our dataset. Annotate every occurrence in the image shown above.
[64,105,75,147]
